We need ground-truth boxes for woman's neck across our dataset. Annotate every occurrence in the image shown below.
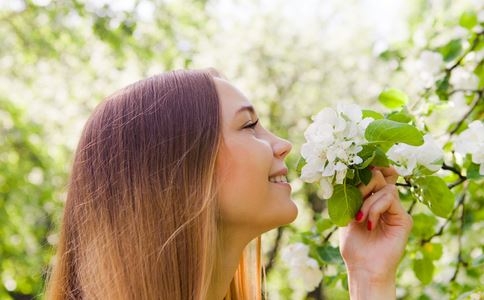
[207,227,253,299]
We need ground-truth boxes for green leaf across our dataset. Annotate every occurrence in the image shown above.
[459,11,478,30]
[328,184,362,226]
[346,168,355,180]
[378,88,409,109]
[475,60,484,89]
[315,218,334,232]
[422,243,443,260]
[358,145,376,161]
[317,245,343,264]
[358,145,390,169]
[412,213,438,239]
[436,74,450,100]
[362,109,384,120]
[467,163,483,179]
[358,147,376,169]
[296,157,306,176]
[439,39,463,62]
[357,168,372,185]
[365,119,424,146]
[415,176,454,218]
[413,257,434,284]
[386,108,414,123]
[372,147,390,167]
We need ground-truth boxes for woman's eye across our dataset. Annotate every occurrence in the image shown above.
[243,119,259,130]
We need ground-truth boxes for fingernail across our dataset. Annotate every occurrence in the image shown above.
[367,220,372,231]
[355,211,364,222]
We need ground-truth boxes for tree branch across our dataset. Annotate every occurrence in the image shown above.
[421,192,466,244]
[442,164,465,179]
[407,199,417,214]
[448,177,467,189]
[441,163,468,189]
[446,30,483,73]
[449,90,483,136]
[323,226,338,243]
[450,195,467,282]
[448,88,482,96]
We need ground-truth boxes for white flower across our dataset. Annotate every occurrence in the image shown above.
[281,243,323,292]
[449,66,479,91]
[387,134,444,176]
[403,51,444,89]
[300,104,372,199]
[418,51,444,83]
[454,121,484,175]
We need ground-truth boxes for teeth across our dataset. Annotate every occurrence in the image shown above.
[269,175,288,183]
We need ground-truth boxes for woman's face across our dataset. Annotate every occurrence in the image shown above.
[214,78,298,236]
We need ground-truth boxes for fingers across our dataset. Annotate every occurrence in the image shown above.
[365,185,399,230]
[355,184,411,231]
[358,168,387,198]
[373,166,399,184]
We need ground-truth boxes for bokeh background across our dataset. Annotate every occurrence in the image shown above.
[1,0,483,299]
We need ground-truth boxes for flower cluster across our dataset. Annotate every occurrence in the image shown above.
[454,121,484,175]
[280,243,323,292]
[402,50,444,89]
[387,134,444,176]
[300,103,373,199]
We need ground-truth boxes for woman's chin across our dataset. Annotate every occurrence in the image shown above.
[269,201,299,230]
[285,200,299,224]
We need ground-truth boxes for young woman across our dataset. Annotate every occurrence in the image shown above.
[46,69,412,299]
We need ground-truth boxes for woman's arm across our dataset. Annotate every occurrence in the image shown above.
[346,269,396,299]
[339,167,413,300]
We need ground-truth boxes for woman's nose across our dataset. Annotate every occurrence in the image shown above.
[273,136,292,159]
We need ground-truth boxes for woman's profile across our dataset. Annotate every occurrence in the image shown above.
[45,69,412,299]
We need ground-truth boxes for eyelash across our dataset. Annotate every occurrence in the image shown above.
[244,119,259,130]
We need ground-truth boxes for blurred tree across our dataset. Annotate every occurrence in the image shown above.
[0,0,212,298]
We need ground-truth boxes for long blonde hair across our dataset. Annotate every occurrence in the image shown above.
[45,70,261,299]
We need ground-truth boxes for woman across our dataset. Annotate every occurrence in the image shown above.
[46,69,412,299]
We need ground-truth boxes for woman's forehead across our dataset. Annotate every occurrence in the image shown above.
[213,78,253,115]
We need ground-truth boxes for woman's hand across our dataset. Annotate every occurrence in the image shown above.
[339,167,413,300]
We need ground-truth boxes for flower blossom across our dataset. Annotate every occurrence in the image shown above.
[300,103,372,199]
[281,243,322,292]
[387,134,444,176]
[449,66,479,91]
[454,121,484,175]
[416,51,444,87]
[402,50,444,89]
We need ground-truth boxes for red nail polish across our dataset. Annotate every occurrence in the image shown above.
[355,211,363,221]
[367,220,372,231]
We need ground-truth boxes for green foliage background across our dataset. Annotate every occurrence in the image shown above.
[0,0,482,299]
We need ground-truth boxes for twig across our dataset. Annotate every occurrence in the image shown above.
[446,30,483,73]
[450,196,467,282]
[442,164,466,179]
[323,226,338,243]
[448,177,467,189]
[449,90,483,136]
[441,163,468,189]
[407,200,417,214]
[421,193,466,244]
[448,88,482,95]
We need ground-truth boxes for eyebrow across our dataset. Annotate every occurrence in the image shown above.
[236,105,255,116]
